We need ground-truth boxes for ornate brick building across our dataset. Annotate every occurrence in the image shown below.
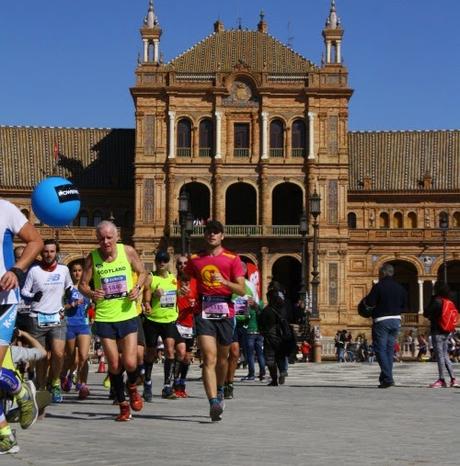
[1,1,460,337]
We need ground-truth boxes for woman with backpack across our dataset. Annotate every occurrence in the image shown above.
[423,282,459,388]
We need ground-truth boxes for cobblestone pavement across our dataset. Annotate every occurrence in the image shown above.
[5,361,460,465]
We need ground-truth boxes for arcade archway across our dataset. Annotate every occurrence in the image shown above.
[271,256,301,303]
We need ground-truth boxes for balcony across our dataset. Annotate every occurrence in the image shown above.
[169,224,301,238]
[233,148,250,158]
[177,147,192,157]
[292,148,306,158]
[199,147,212,158]
[269,148,284,158]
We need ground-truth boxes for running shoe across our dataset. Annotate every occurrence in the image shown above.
[75,383,82,392]
[223,383,234,399]
[127,384,144,411]
[240,375,255,381]
[102,374,111,389]
[115,401,132,422]
[61,376,72,392]
[78,384,90,400]
[143,382,153,402]
[450,378,459,388]
[51,385,63,403]
[16,380,39,430]
[0,430,19,455]
[429,379,447,388]
[209,399,224,422]
[161,386,177,400]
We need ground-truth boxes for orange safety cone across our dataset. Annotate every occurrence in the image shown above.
[97,354,106,373]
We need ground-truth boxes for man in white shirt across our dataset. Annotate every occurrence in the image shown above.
[21,239,72,403]
[0,198,43,455]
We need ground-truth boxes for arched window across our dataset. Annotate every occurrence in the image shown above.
[408,212,417,228]
[453,212,460,227]
[124,211,134,227]
[78,210,89,227]
[269,119,284,157]
[393,212,403,228]
[177,118,192,157]
[292,119,306,157]
[379,212,389,229]
[199,119,213,157]
[92,210,103,226]
[347,212,357,229]
[20,209,30,220]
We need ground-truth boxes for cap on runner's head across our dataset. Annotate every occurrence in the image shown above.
[204,220,224,234]
[155,250,170,263]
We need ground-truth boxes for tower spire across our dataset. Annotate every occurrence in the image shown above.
[140,0,162,64]
[322,0,344,65]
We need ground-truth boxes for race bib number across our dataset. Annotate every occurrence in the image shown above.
[160,290,177,308]
[234,297,249,316]
[101,275,128,300]
[176,324,194,339]
[37,312,60,328]
[201,296,230,320]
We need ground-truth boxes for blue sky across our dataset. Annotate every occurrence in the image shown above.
[1,0,459,131]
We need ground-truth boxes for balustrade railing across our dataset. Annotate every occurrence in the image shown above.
[169,224,301,237]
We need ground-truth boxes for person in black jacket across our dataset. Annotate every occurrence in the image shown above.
[365,263,407,388]
[258,287,290,386]
[424,282,458,388]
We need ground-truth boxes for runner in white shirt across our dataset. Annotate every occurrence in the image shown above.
[0,199,43,455]
[21,239,72,403]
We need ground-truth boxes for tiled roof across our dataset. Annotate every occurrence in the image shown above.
[0,126,134,190]
[169,30,315,74]
[348,130,460,191]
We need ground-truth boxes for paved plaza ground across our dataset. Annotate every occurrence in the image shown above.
[5,361,460,465]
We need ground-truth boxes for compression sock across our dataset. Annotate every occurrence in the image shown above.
[144,361,153,383]
[0,368,20,394]
[164,359,175,386]
[111,372,126,404]
[126,369,138,387]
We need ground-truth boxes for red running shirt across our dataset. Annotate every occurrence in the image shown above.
[185,249,244,318]
[177,277,198,327]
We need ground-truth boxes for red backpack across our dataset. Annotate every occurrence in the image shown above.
[439,298,458,333]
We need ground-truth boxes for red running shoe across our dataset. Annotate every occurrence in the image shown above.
[429,379,447,388]
[115,402,132,422]
[61,376,72,392]
[128,384,144,412]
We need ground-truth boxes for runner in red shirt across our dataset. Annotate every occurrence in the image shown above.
[174,255,197,397]
[184,220,245,422]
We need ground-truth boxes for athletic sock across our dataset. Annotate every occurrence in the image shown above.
[126,369,138,387]
[179,361,190,381]
[164,359,175,386]
[144,362,153,383]
[111,372,126,403]
[0,368,20,394]
[0,425,12,436]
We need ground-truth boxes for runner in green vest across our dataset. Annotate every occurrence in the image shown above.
[79,221,147,422]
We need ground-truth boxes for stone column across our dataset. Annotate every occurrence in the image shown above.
[192,126,198,158]
[143,39,149,63]
[326,41,331,64]
[259,165,270,226]
[168,111,176,159]
[260,246,269,302]
[308,112,315,159]
[261,112,268,159]
[213,164,224,223]
[215,111,222,159]
[418,279,424,314]
[336,41,342,64]
[153,39,160,64]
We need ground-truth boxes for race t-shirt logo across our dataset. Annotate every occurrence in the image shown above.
[200,265,221,288]
[54,184,80,203]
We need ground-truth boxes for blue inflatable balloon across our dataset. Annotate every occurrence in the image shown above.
[32,177,81,227]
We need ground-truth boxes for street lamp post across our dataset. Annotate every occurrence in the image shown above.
[185,212,194,256]
[178,190,190,255]
[308,190,321,363]
[299,211,309,338]
[439,212,449,285]
[309,190,321,319]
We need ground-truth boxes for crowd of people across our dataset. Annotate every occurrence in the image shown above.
[1,198,459,456]
[0,201,301,455]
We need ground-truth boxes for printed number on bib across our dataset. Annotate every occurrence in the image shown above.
[201,296,230,320]
[234,297,249,316]
[37,312,60,328]
[101,275,128,299]
[160,291,177,308]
